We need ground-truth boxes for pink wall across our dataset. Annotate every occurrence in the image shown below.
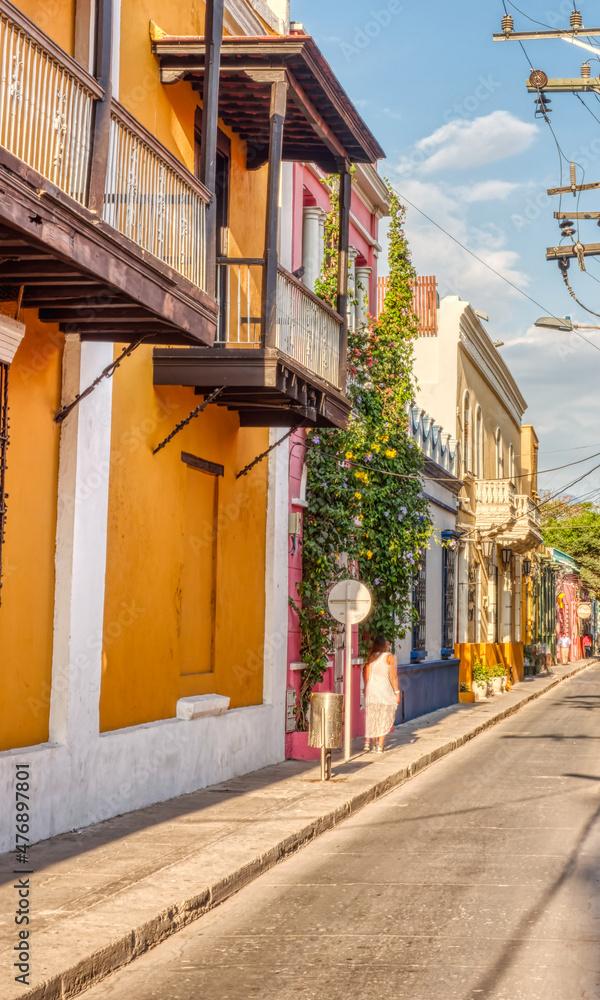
[285,163,385,756]
[291,164,380,315]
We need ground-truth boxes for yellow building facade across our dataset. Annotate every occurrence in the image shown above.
[413,291,543,689]
[0,0,383,847]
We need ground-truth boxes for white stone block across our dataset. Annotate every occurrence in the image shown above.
[176,694,230,721]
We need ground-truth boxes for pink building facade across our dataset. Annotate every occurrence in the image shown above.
[285,164,390,758]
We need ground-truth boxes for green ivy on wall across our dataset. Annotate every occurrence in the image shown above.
[291,184,432,730]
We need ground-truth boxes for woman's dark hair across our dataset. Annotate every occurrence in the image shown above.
[368,634,388,661]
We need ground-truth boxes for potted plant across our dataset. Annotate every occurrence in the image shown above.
[459,681,475,704]
[490,662,507,694]
[471,656,491,700]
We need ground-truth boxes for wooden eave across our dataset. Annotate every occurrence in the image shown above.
[152,33,385,171]
[153,346,351,428]
[0,146,218,346]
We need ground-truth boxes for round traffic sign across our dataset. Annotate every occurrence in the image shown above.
[328,579,372,625]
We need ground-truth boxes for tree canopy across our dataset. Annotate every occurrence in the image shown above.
[540,491,600,595]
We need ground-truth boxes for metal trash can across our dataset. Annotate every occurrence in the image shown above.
[309,692,343,781]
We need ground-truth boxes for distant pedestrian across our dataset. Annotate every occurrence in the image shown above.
[558,633,571,665]
[583,634,592,659]
[364,635,400,754]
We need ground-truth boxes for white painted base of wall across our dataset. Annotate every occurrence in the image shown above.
[0,704,282,853]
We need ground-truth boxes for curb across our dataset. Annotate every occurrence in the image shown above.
[22,659,595,1000]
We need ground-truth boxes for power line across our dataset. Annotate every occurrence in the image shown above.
[394,187,600,355]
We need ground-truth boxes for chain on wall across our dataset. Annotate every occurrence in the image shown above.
[0,361,9,604]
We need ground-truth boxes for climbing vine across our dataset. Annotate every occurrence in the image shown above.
[292,183,432,730]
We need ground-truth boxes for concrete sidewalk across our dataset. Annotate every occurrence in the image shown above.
[0,658,595,1000]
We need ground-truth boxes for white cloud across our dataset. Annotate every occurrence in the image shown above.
[456,180,521,203]
[395,111,538,177]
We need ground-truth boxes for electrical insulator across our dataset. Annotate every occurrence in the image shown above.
[558,257,570,273]
[559,219,574,229]
[561,227,576,238]
[582,62,591,78]
[570,162,577,187]
[501,13,514,33]
[570,10,583,29]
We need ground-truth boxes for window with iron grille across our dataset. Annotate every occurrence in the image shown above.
[411,549,427,652]
[442,543,456,650]
[0,361,8,605]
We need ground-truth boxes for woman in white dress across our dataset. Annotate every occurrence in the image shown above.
[364,635,400,753]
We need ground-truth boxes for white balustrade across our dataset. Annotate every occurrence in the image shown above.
[104,107,208,290]
[276,267,341,386]
[476,479,516,507]
[0,4,98,202]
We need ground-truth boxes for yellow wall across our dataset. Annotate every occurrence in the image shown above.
[99,346,269,732]
[455,642,525,689]
[0,319,63,751]
[457,348,522,483]
[16,0,75,55]
[520,425,539,497]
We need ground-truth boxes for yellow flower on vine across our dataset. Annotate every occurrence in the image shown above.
[354,492,362,500]
[366,550,373,560]
[385,448,397,459]
[345,451,354,459]
[381,434,389,443]
[372,444,381,452]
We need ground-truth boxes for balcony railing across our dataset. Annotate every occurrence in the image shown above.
[0,0,101,203]
[103,103,208,290]
[276,266,341,387]
[515,493,541,529]
[0,1,210,292]
[476,480,515,507]
[215,260,343,388]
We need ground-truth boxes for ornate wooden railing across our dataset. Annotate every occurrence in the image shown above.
[103,102,209,290]
[0,1,210,291]
[214,260,343,388]
[0,0,101,203]
[276,266,342,387]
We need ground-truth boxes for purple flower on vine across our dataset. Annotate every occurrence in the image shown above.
[401,506,407,515]
[365,454,373,462]
[383,511,389,518]
[313,435,320,444]
[374,577,380,585]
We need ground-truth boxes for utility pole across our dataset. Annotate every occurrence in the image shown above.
[494,10,600,281]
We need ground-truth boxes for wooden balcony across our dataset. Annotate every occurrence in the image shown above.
[0,0,217,345]
[153,263,351,428]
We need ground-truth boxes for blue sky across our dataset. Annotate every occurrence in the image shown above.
[295,0,600,499]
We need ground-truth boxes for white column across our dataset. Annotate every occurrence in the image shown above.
[262,428,289,740]
[457,544,469,644]
[500,563,513,642]
[50,340,114,751]
[355,265,372,325]
[302,206,323,292]
[513,556,522,642]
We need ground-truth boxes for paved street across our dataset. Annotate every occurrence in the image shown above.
[82,665,600,1000]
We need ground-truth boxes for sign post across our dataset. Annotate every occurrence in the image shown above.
[328,580,372,762]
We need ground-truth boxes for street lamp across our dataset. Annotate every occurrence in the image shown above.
[481,538,494,562]
[534,316,600,332]
[501,547,513,568]
[522,557,532,576]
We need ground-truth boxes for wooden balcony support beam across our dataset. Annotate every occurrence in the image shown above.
[88,0,113,214]
[262,73,288,350]
[199,0,224,299]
